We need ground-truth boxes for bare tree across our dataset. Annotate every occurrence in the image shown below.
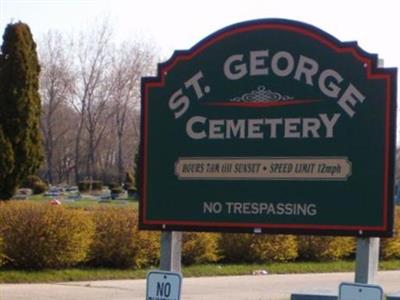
[48,103,77,184]
[39,31,75,184]
[71,20,115,182]
[110,41,156,183]
[38,20,158,185]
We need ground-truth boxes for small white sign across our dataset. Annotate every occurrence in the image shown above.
[339,282,383,300]
[175,157,351,181]
[146,270,182,300]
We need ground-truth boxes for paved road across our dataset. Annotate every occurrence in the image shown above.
[1,271,399,300]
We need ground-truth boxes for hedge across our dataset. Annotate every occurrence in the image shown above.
[381,209,400,259]
[110,186,124,195]
[78,181,103,192]
[22,175,48,194]
[0,235,4,267]
[251,234,298,262]
[88,207,160,268]
[0,201,93,269]
[219,233,298,263]
[182,232,220,265]
[297,236,355,261]
[0,202,398,270]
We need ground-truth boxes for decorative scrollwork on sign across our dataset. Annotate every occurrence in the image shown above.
[230,85,294,103]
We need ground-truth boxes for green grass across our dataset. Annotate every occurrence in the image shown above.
[184,260,400,277]
[61,199,138,209]
[20,194,139,209]
[0,268,148,283]
[1,260,399,283]
[183,261,356,277]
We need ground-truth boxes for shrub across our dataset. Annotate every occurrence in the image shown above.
[92,181,103,190]
[218,233,254,262]
[381,208,400,259]
[126,187,137,199]
[22,175,41,188]
[110,186,124,195]
[88,207,160,268]
[0,201,94,269]
[251,234,298,262]
[78,181,102,192]
[125,171,135,185]
[219,233,297,263]
[134,230,160,268]
[182,232,220,265]
[0,235,5,267]
[21,175,48,195]
[124,171,135,190]
[107,182,119,189]
[297,236,355,261]
[110,186,124,199]
[32,181,48,194]
[127,187,137,193]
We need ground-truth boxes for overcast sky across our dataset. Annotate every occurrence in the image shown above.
[0,0,399,66]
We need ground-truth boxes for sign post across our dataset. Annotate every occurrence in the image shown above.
[160,231,182,273]
[355,238,380,284]
[140,18,397,237]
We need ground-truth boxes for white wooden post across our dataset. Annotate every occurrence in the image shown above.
[354,237,380,284]
[160,231,182,272]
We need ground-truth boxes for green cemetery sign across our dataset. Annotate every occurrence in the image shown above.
[140,19,397,236]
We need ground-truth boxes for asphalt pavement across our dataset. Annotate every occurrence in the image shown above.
[1,271,399,300]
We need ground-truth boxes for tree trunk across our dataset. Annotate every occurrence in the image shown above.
[117,131,124,184]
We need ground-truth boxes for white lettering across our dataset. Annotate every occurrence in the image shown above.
[220,49,365,117]
[223,54,247,80]
[222,202,318,216]
[284,118,301,138]
[264,118,283,138]
[319,113,340,138]
[271,51,295,77]
[338,84,366,118]
[302,118,321,138]
[186,114,341,139]
[226,119,246,138]
[319,69,343,98]
[184,71,206,99]
[250,50,269,76]
[294,55,319,86]
[168,89,189,119]
[247,119,264,138]
[186,116,206,139]
[209,119,225,139]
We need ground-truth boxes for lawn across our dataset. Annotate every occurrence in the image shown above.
[26,194,139,209]
[1,260,400,283]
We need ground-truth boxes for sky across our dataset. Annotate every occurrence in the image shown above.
[0,0,399,124]
[0,0,399,68]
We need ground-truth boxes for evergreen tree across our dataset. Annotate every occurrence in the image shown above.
[0,22,43,199]
[0,126,14,185]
